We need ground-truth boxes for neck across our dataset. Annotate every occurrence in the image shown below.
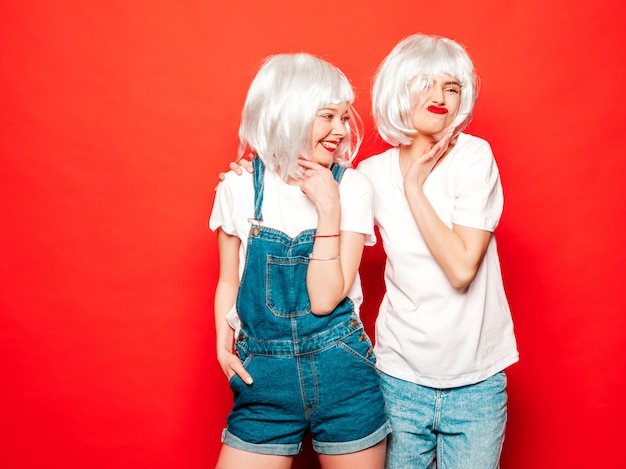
[286,177,304,186]
[397,133,456,177]
[399,133,432,161]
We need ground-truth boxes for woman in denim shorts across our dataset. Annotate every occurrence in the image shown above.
[210,53,389,468]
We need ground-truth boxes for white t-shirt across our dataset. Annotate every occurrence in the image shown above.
[357,133,519,388]
[209,165,375,329]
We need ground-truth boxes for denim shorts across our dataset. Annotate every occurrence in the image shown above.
[222,326,390,456]
[379,370,508,469]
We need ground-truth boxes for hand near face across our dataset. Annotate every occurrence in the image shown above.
[405,128,455,189]
[297,158,340,214]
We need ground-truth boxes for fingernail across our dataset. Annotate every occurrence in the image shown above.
[245,377,253,385]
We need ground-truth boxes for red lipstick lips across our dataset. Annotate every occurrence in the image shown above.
[428,105,448,114]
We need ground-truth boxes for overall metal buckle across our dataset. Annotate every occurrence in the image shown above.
[247,218,263,237]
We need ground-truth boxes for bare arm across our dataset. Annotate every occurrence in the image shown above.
[299,159,365,315]
[307,230,366,315]
[404,186,491,288]
[214,229,253,384]
[403,132,491,289]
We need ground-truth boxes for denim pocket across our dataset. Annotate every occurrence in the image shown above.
[266,254,311,317]
[337,331,377,368]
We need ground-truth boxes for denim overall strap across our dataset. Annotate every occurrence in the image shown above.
[251,157,264,223]
[329,162,346,184]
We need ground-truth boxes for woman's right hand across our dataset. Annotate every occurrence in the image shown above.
[404,127,454,190]
[297,158,340,215]
[217,350,253,385]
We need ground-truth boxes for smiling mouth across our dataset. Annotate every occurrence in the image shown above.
[321,141,339,151]
[428,105,448,115]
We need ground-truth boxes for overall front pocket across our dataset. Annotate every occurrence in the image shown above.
[266,254,311,318]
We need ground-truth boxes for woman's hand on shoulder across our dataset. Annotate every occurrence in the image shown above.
[215,155,254,190]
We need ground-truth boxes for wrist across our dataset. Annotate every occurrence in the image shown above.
[403,180,423,196]
[216,342,234,359]
[316,197,341,216]
[313,233,340,240]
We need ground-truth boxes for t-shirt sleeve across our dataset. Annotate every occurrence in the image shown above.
[208,174,238,236]
[339,169,376,246]
[452,139,504,232]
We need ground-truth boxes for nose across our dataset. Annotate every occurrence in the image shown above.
[430,85,445,104]
[332,117,348,137]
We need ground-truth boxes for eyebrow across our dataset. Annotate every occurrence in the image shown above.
[318,106,349,114]
[444,80,462,87]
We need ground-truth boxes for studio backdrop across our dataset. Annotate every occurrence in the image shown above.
[1,1,624,467]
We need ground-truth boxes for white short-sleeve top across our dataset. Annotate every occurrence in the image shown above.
[210,165,375,331]
[357,133,519,388]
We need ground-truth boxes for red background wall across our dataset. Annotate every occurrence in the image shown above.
[1,1,624,467]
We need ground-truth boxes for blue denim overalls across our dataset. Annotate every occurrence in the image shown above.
[221,158,389,456]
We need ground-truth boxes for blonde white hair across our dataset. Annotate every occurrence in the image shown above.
[372,34,478,146]
[238,53,362,180]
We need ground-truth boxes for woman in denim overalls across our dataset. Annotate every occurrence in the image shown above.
[210,53,389,468]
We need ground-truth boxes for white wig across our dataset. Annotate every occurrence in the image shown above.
[372,34,478,146]
[238,53,362,180]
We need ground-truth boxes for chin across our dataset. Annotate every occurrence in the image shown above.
[313,154,334,166]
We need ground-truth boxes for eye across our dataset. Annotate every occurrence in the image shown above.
[321,113,334,120]
[341,115,350,122]
[445,86,460,94]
